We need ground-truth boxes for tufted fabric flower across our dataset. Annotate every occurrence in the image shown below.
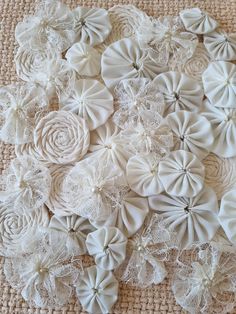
[34,111,90,164]
[59,79,113,130]
[135,16,198,67]
[0,155,51,212]
[76,265,118,314]
[15,0,74,52]
[0,83,48,145]
[72,6,112,46]
[172,245,236,314]
[4,232,82,308]
[49,214,95,255]
[63,159,127,222]
[113,78,165,129]
[0,203,49,257]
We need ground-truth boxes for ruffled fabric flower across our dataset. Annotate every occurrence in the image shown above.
[63,159,127,222]
[113,78,165,129]
[0,155,51,212]
[135,16,198,67]
[0,203,49,257]
[203,153,236,200]
[172,245,236,314]
[4,232,82,307]
[76,265,118,314]
[34,111,90,164]
[0,83,48,144]
[87,120,132,171]
[15,0,74,52]
[72,6,112,46]
[49,214,95,255]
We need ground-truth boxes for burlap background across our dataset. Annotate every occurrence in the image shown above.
[0,0,236,313]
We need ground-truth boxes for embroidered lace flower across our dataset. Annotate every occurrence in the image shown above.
[15,0,74,52]
[0,155,51,212]
[113,78,165,129]
[135,16,198,67]
[0,83,48,144]
[72,6,112,46]
[172,245,236,313]
[34,111,90,164]
[4,232,82,307]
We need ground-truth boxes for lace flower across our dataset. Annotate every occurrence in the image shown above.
[0,203,49,257]
[4,232,82,307]
[172,245,236,313]
[135,16,198,67]
[72,6,112,46]
[0,155,51,212]
[113,78,165,129]
[34,111,90,164]
[0,83,48,144]
[63,159,127,221]
[15,0,74,52]
[49,214,95,255]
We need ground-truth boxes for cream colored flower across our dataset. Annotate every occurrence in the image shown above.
[34,111,90,164]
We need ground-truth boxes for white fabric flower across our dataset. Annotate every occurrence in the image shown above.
[113,78,165,129]
[180,8,218,34]
[0,155,51,212]
[0,83,48,144]
[166,110,214,160]
[135,15,198,66]
[90,190,149,237]
[204,29,236,61]
[149,186,219,248]
[15,0,74,52]
[126,154,164,197]
[104,5,148,45]
[158,150,205,197]
[63,159,127,222]
[0,203,49,257]
[172,245,236,314]
[15,141,50,165]
[72,6,112,46]
[203,153,236,200]
[46,164,74,216]
[59,79,113,130]
[86,226,127,270]
[49,214,95,255]
[87,120,131,171]
[218,189,236,244]
[201,100,236,157]
[202,61,236,108]
[76,265,118,314]
[4,232,81,308]
[101,38,167,90]
[153,71,204,115]
[65,43,101,76]
[34,111,90,164]
[210,227,236,254]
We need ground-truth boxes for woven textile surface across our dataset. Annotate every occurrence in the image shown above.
[0,0,236,313]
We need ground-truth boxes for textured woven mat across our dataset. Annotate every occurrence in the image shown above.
[0,0,236,313]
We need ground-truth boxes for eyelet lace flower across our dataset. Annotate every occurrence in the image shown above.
[63,159,127,222]
[0,155,51,212]
[15,0,74,52]
[49,214,95,255]
[72,6,112,46]
[113,78,165,129]
[34,111,90,164]
[0,203,49,257]
[116,214,177,288]
[172,245,236,314]
[135,16,198,67]
[0,83,48,144]
[4,231,82,308]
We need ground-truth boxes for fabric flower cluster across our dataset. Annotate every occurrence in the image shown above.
[0,1,236,313]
